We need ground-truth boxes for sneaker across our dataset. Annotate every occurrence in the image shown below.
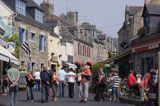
[41,100,44,103]
[31,100,34,102]
[80,99,84,103]
[54,97,57,102]
[84,99,87,103]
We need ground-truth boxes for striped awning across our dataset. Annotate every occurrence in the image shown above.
[0,46,19,65]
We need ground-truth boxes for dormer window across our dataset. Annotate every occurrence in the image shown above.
[35,9,43,23]
[15,0,26,16]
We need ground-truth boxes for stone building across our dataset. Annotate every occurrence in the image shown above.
[117,5,143,77]
[41,1,75,69]
[2,0,49,72]
[131,2,160,76]
[73,22,95,64]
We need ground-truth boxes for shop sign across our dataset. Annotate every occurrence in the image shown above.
[132,42,160,53]
[6,42,15,53]
[148,44,159,50]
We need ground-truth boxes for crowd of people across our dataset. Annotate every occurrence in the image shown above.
[0,62,159,106]
[0,63,92,106]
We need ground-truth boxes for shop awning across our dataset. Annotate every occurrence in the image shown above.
[64,62,77,69]
[0,46,19,65]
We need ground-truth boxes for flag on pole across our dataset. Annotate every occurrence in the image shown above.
[21,42,31,60]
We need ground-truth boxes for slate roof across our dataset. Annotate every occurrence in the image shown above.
[2,0,48,30]
[127,5,143,16]
[26,0,43,11]
[97,34,106,40]
[145,4,160,15]
[60,25,74,43]
[80,22,96,30]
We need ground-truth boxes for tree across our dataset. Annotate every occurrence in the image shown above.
[6,34,20,58]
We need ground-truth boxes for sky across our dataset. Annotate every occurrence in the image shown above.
[36,0,144,38]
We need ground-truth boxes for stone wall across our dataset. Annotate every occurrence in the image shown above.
[15,21,48,71]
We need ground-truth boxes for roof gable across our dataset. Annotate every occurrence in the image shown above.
[143,4,160,16]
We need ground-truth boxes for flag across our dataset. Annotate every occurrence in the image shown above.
[21,42,31,59]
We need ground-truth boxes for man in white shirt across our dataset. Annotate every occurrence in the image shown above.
[34,71,41,91]
[67,68,76,98]
[58,66,67,97]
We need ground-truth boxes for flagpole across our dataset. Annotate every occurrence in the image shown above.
[28,44,31,72]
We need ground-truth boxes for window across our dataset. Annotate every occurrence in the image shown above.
[39,34,47,52]
[85,46,87,57]
[89,48,91,57]
[15,0,26,16]
[35,9,43,23]
[144,16,150,28]
[87,47,89,57]
[26,30,28,43]
[31,33,35,41]
[19,28,25,45]
[44,36,47,51]
[39,35,43,51]
[83,45,85,56]
[78,43,80,55]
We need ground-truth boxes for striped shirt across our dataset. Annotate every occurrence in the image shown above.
[111,75,121,88]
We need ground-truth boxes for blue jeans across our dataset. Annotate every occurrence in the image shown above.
[35,80,40,91]
[112,87,119,99]
[59,81,65,97]
[79,82,89,100]
[41,84,49,101]
[26,86,34,100]
[9,85,18,106]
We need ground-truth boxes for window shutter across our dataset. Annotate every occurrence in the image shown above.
[26,30,28,43]
[39,35,42,51]
[19,28,23,45]
[44,36,47,51]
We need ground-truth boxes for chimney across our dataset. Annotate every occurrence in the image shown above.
[145,0,160,4]
[40,0,54,21]
[66,11,78,26]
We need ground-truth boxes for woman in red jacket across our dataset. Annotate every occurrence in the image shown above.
[127,71,140,96]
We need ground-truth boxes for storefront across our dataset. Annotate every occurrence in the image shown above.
[132,37,160,76]
[0,45,19,92]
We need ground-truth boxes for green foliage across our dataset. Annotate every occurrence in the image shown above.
[91,63,105,82]
[137,26,147,36]
[6,34,20,58]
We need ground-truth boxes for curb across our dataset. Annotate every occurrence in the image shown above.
[119,96,145,106]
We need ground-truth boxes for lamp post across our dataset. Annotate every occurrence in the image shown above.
[158,52,160,106]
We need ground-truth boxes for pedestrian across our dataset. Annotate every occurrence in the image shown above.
[40,65,51,103]
[51,71,59,102]
[67,68,76,98]
[77,67,82,86]
[94,67,106,101]
[58,66,67,98]
[111,71,121,101]
[7,63,20,106]
[106,72,113,101]
[34,70,41,92]
[2,72,9,96]
[146,67,158,106]
[79,64,91,103]
[127,71,140,96]
[25,71,35,102]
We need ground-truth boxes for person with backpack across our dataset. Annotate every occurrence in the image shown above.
[51,71,59,102]
[79,64,91,103]
[40,66,51,103]
[25,71,35,102]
